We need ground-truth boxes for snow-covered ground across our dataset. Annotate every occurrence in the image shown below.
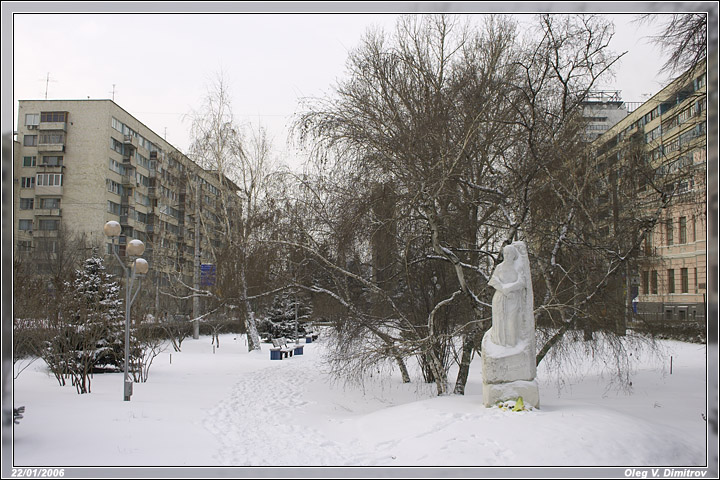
[7,331,715,477]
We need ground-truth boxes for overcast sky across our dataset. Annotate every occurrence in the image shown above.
[8,5,688,169]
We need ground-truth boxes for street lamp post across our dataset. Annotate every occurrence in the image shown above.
[104,221,148,401]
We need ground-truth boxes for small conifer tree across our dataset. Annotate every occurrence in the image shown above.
[264,291,312,340]
[44,257,125,393]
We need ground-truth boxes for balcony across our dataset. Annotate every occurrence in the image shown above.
[33,230,59,238]
[119,215,137,228]
[35,185,62,196]
[38,122,67,132]
[37,164,64,173]
[37,143,65,153]
[123,135,138,149]
[121,174,135,186]
[34,208,62,217]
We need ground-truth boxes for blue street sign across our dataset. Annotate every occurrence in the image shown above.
[201,264,216,286]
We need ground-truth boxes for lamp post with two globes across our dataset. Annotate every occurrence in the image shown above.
[104,220,148,401]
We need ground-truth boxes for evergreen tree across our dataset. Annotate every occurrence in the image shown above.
[70,257,125,370]
[44,257,125,393]
[263,291,312,340]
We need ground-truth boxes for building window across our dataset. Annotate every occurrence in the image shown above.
[136,153,150,170]
[668,269,675,294]
[645,125,662,143]
[107,179,123,195]
[136,172,149,187]
[664,138,680,154]
[38,219,60,231]
[19,198,34,210]
[692,215,697,242]
[666,220,674,246]
[21,177,35,188]
[135,191,150,207]
[107,201,121,215]
[36,173,63,186]
[109,158,124,174]
[39,133,65,145]
[642,271,650,295]
[644,231,653,255]
[39,198,60,209]
[679,217,687,244]
[681,268,689,294]
[40,112,67,123]
[25,113,40,126]
[18,219,33,231]
[111,137,126,155]
[678,107,693,124]
[17,240,33,252]
[24,135,37,146]
[42,156,64,166]
[651,271,658,295]
[23,156,37,167]
[694,267,698,293]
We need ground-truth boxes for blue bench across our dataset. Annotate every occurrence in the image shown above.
[270,337,304,359]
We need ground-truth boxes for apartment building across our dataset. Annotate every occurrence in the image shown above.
[581,90,629,142]
[591,63,707,323]
[13,99,240,313]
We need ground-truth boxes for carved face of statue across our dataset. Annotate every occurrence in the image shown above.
[502,245,518,263]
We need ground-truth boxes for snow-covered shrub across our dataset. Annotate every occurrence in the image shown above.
[131,321,166,383]
[41,257,125,393]
[158,314,192,352]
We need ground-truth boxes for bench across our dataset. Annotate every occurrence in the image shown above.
[270,337,304,359]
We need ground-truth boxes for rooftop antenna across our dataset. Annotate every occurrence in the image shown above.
[110,84,116,101]
[43,72,56,99]
[164,127,167,140]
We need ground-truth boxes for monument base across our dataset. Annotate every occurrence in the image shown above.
[482,379,539,408]
[481,330,540,408]
[481,332,536,384]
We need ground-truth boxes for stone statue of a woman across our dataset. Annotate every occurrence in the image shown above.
[481,240,539,407]
[487,244,526,347]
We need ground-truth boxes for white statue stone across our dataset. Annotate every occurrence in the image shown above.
[481,241,539,408]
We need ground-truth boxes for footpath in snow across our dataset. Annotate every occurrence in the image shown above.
[10,333,712,469]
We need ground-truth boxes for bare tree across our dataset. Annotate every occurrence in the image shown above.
[292,13,662,395]
[636,13,707,76]
[183,73,282,352]
[293,15,524,395]
[131,317,167,383]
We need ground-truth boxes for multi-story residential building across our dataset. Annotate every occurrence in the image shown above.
[13,99,240,315]
[591,63,707,324]
[581,90,629,142]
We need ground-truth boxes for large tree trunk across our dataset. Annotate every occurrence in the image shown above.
[454,326,482,395]
[394,355,411,383]
[240,267,262,352]
[427,349,449,395]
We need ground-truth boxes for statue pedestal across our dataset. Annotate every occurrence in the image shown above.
[481,331,539,408]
